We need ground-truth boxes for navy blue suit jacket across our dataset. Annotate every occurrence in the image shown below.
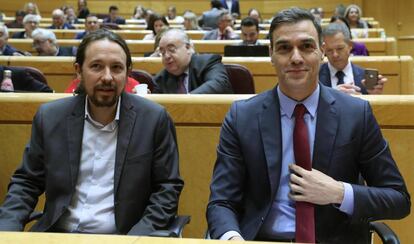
[319,62,368,94]
[220,0,240,16]
[207,85,410,243]
[1,44,18,55]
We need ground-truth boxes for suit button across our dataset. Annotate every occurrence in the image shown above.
[261,217,264,222]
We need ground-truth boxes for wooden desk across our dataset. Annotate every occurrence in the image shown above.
[8,37,397,57]
[0,94,413,242]
[1,56,410,95]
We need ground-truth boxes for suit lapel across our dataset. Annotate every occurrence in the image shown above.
[259,89,283,198]
[67,95,86,188]
[312,86,338,173]
[114,93,136,193]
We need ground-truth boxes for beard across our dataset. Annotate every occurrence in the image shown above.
[80,79,120,107]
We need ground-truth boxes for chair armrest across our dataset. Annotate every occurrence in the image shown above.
[369,222,400,244]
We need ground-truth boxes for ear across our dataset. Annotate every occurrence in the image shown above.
[74,63,81,79]
[269,47,275,66]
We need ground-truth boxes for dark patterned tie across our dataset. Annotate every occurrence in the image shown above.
[293,104,315,243]
[336,70,345,85]
[176,73,187,94]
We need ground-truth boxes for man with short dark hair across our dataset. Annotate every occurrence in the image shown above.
[5,10,26,28]
[319,22,387,95]
[239,17,261,45]
[103,5,126,25]
[154,29,232,94]
[75,14,100,39]
[207,7,410,243]
[0,29,183,235]
[203,11,239,40]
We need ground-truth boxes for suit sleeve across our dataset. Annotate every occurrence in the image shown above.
[351,101,410,222]
[0,108,46,231]
[127,109,184,235]
[190,55,233,94]
[207,102,245,239]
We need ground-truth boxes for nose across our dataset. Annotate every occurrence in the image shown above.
[332,50,339,58]
[290,47,304,64]
[102,67,113,82]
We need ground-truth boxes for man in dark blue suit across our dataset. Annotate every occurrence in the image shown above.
[319,22,387,95]
[220,0,240,18]
[0,24,20,56]
[207,8,410,243]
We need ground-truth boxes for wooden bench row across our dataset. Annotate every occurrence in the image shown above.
[7,37,397,57]
[7,28,386,40]
[0,55,412,95]
[0,93,412,243]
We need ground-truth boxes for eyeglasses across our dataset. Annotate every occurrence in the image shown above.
[159,43,188,57]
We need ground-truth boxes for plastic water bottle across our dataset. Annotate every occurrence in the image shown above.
[380,30,387,39]
[1,70,14,92]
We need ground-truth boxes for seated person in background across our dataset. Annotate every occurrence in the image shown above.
[203,11,239,40]
[167,6,184,24]
[0,65,52,92]
[48,9,75,29]
[154,29,232,94]
[143,14,169,41]
[320,22,386,95]
[77,0,90,19]
[0,29,183,234]
[239,17,261,45]
[5,10,26,28]
[309,7,323,24]
[146,26,170,57]
[183,11,202,30]
[207,8,410,243]
[0,24,25,56]
[23,2,41,16]
[132,5,146,20]
[330,15,369,56]
[75,14,100,39]
[12,14,40,39]
[32,28,75,56]
[64,6,79,25]
[200,0,223,29]
[103,5,126,25]
[344,4,370,38]
[220,0,240,19]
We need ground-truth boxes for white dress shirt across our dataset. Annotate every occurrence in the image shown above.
[328,61,355,88]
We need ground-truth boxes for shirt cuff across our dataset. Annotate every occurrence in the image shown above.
[339,182,354,215]
[220,230,243,240]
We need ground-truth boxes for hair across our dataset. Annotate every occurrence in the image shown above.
[52,8,65,17]
[168,6,177,14]
[23,14,41,24]
[31,28,57,44]
[241,17,259,31]
[344,4,362,21]
[330,15,353,40]
[211,0,222,9]
[75,29,132,70]
[23,2,40,15]
[0,24,9,38]
[183,11,199,30]
[217,10,231,23]
[15,10,26,18]
[109,5,119,12]
[162,28,194,53]
[154,26,170,50]
[248,8,262,23]
[335,4,346,17]
[268,7,322,48]
[323,22,352,42]
[147,14,169,35]
[133,5,146,18]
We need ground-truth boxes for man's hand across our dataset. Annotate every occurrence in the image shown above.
[336,83,361,95]
[363,74,387,94]
[289,164,344,205]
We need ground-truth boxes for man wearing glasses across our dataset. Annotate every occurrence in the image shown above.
[154,29,233,94]
[31,28,75,56]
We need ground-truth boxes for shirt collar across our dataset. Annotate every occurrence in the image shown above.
[328,60,352,79]
[84,96,121,129]
[277,84,320,119]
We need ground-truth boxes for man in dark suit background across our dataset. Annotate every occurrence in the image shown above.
[103,5,126,25]
[202,11,239,40]
[0,24,22,56]
[31,28,75,56]
[200,0,223,29]
[207,7,410,243]
[319,22,387,95]
[0,29,183,235]
[154,29,232,94]
[220,0,240,18]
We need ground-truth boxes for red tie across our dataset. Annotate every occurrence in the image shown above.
[293,104,315,243]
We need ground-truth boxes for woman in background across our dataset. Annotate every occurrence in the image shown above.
[143,14,169,40]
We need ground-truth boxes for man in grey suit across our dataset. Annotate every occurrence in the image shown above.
[200,0,223,29]
[0,29,183,235]
[203,11,239,40]
[154,29,233,94]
